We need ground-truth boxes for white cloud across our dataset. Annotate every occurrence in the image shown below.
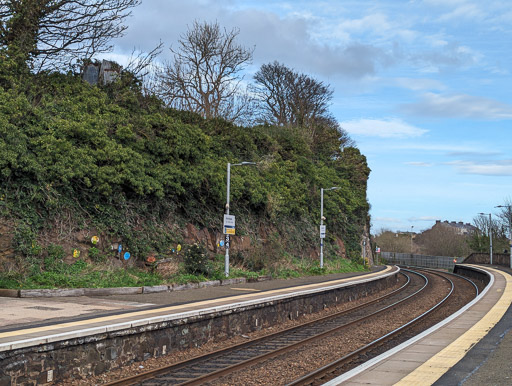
[408,216,440,222]
[335,12,417,41]
[437,3,482,22]
[401,93,512,119]
[405,162,434,167]
[340,118,428,138]
[393,77,446,91]
[392,143,483,153]
[409,42,478,71]
[447,160,512,176]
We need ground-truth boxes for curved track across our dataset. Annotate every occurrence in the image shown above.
[103,268,478,386]
[287,268,477,386]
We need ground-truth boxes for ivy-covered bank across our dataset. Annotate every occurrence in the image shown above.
[0,58,371,289]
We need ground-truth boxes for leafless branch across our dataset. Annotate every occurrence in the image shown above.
[157,20,254,124]
[0,0,140,71]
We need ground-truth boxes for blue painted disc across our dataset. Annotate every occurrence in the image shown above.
[123,252,131,260]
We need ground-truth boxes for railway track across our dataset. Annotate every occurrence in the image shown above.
[287,268,479,385]
[103,268,479,386]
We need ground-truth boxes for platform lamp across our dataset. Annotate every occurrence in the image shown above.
[478,212,493,265]
[320,187,340,269]
[224,161,257,277]
[495,205,512,269]
[410,225,414,254]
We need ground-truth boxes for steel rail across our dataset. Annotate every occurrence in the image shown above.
[287,268,461,386]
[104,271,425,386]
[420,266,479,296]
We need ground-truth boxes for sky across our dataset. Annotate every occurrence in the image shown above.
[103,0,512,234]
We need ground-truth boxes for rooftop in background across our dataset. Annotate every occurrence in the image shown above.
[434,220,477,235]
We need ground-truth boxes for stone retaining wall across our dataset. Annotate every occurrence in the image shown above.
[463,252,511,266]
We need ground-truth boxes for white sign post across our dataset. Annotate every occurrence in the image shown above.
[320,186,340,269]
[224,161,257,277]
[320,225,326,239]
[223,214,236,235]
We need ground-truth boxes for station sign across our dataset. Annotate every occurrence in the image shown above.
[223,214,236,235]
[224,226,235,235]
[320,225,326,239]
[224,214,235,227]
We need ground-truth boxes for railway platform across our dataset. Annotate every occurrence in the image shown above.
[1,264,512,385]
[327,264,512,385]
[0,265,398,384]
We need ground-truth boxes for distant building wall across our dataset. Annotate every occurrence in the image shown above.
[433,220,477,235]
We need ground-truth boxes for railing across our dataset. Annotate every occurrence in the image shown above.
[380,252,457,270]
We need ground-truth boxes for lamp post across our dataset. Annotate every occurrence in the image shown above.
[410,225,414,254]
[479,212,493,265]
[495,205,512,268]
[224,162,256,277]
[320,187,340,268]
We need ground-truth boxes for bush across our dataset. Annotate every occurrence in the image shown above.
[183,243,210,275]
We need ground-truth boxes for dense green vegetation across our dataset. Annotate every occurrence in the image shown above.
[0,51,371,289]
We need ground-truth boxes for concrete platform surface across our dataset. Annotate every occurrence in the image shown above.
[0,267,390,330]
[326,265,512,386]
[0,266,396,349]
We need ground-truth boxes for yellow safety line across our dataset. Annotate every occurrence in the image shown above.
[395,266,512,385]
[229,288,261,292]
[0,266,393,340]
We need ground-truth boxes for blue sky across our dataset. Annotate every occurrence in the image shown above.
[105,0,512,233]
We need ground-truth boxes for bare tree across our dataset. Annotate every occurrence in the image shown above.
[373,230,411,253]
[158,21,255,124]
[123,42,164,97]
[125,42,163,81]
[252,61,293,126]
[496,197,512,239]
[469,214,508,253]
[0,0,140,71]
[253,61,353,155]
[253,61,333,129]
[415,226,471,257]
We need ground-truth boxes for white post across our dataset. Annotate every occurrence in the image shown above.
[320,188,324,268]
[410,225,414,254]
[489,213,493,265]
[224,162,256,277]
[225,163,231,277]
[319,187,339,269]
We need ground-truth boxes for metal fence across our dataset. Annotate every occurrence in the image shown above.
[380,252,456,270]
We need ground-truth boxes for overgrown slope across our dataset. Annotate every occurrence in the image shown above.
[0,61,371,276]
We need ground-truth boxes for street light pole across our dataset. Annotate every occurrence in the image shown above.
[410,225,414,254]
[225,163,231,278]
[224,162,256,277]
[320,187,340,268]
[479,212,493,265]
[496,205,512,268]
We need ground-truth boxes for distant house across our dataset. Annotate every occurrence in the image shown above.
[433,220,477,235]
